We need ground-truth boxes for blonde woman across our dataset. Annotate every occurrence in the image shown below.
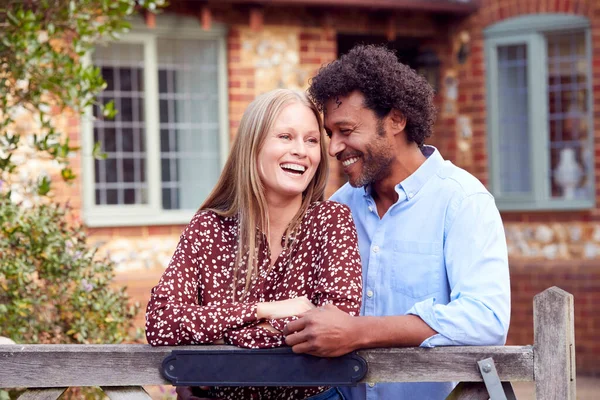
[145,89,362,400]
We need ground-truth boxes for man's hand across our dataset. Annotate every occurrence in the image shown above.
[283,304,360,357]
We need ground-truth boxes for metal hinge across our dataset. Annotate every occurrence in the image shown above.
[477,357,517,400]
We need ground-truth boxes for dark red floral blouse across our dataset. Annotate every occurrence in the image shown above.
[146,200,362,399]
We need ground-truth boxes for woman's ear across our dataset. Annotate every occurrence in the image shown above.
[388,109,407,136]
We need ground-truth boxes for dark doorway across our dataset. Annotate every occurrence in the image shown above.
[337,34,421,70]
[337,33,441,92]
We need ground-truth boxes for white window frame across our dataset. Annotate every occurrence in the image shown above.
[484,14,594,211]
[81,15,229,227]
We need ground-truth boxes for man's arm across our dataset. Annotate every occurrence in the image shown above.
[406,193,510,347]
[283,305,436,357]
[285,192,510,355]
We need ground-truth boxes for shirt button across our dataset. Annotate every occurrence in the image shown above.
[372,245,380,253]
[408,192,414,199]
[368,382,375,388]
[366,290,373,298]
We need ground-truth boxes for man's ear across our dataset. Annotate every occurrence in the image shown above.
[388,109,407,136]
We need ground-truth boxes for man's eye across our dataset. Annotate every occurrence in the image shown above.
[340,129,351,135]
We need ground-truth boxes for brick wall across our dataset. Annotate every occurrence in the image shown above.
[458,0,600,376]
[60,2,600,365]
[508,259,600,375]
[223,9,441,195]
[78,8,442,262]
[455,0,600,215]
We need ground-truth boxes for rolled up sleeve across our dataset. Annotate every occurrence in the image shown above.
[407,193,511,347]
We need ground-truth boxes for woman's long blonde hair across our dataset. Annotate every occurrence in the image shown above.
[199,89,329,300]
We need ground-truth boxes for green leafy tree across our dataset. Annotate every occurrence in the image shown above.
[0,1,167,397]
[0,197,139,344]
[0,0,168,336]
[0,0,164,192]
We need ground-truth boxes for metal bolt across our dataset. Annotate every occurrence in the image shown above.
[169,365,175,371]
[482,363,492,373]
[354,365,360,372]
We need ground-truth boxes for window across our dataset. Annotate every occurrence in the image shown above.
[82,16,228,226]
[485,14,593,211]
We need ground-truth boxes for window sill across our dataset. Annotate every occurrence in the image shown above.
[496,199,595,212]
[84,208,196,227]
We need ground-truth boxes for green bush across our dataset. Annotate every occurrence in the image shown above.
[0,194,140,344]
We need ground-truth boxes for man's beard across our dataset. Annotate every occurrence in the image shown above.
[348,121,394,188]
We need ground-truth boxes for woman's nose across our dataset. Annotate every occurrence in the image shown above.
[291,140,307,157]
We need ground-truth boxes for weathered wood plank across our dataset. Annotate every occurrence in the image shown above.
[0,344,534,387]
[357,346,533,383]
[534,286,576,400]
[101,386,152,400]
[0,344,176,388]
[16,388,67,400]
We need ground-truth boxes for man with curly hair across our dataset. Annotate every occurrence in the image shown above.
[284,45,511,399]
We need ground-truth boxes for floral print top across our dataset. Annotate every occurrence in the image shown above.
[145,200,362,399]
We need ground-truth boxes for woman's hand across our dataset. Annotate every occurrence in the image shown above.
[256,296,316,320]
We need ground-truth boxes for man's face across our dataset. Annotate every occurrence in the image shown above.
[324,91,394,188]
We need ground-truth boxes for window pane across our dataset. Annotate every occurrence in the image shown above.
[157,38,221,210]
[496,44,531,195]
[93,42,148,206]
[547,32,591,200]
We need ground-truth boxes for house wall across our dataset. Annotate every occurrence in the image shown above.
[48,0,598,374]
[509,260,600,376]
[76,7,446,273]
[455,0,600,375]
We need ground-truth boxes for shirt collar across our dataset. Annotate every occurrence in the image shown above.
[362,145,444,200]
[398,145,444,200]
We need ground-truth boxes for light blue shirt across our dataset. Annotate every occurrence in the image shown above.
[331,146,511,400]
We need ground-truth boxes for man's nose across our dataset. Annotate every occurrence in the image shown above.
[328,133,345,158]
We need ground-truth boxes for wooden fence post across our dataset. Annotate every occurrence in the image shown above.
[534,286,576,399]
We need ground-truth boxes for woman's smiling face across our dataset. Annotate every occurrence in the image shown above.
[257,101,322,205]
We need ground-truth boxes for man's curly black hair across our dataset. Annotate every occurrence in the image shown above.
[308,45,436,147]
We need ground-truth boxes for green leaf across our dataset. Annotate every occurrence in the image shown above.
[37,176,51,196]
[6,11,19,26]
[102,100,117,119]
[92,141,107,160]
[61,167,76,181]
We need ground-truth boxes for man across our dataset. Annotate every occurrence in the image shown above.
[283,45,511,399]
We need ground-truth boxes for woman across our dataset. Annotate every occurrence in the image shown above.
[146,89,362,399]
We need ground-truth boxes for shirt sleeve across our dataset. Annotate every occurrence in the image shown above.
[407,193,511,347]
[223,324,285,349]
[225,202,363,347]
[145,213,258,346]
[312,202,363,315]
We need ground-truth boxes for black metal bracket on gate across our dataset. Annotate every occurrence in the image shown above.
[161,347,368,387]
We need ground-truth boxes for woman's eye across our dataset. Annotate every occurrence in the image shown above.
[279,134,291,140]
[307,137,319,144]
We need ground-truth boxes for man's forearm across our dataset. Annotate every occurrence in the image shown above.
[352,314,438,349]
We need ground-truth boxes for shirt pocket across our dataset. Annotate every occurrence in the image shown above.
[390,241,443,300]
